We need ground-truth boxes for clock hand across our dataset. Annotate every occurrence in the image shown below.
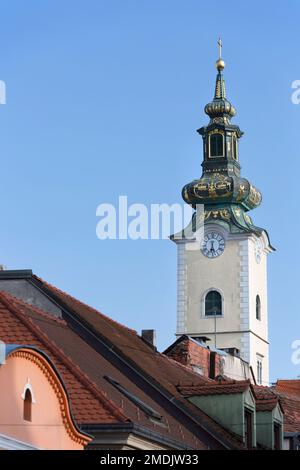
[210,241,215,252]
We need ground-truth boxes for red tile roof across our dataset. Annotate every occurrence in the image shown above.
[0,291,209,449]
[252,385,280,412]
[0,292,127,425]
[178,380,250,397]
[275,380,300,398]
[272,380,300,433]
[29,275,245,449]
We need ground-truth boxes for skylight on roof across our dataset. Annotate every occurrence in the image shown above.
[104,375,162,421]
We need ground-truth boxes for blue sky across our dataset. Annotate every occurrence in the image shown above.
[0,1,299,383]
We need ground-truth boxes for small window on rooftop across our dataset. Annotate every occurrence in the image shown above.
[23,389,32,422]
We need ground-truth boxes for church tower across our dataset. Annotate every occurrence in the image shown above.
[172,41,274,385]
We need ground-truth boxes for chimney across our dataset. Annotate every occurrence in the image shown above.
[192,336,211,346]
[141,329,156,349]
[220,347,240,357]
[209,351,217,379]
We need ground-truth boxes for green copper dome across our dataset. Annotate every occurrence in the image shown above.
[182,173,262,212]
[204,71,236,120]
[181,41,264,235]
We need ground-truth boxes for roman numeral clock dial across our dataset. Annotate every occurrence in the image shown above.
[201,232,225,258]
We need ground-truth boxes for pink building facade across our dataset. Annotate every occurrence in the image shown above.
[0,346,90,450]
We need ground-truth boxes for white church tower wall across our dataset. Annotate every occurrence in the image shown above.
[172,42,274,385]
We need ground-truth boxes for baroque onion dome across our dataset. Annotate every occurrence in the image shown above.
[182,40,263,235]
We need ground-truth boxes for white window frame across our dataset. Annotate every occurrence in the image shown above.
[202,288,225,319]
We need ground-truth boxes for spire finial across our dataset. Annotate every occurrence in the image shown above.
[218,37,222,59]
[216,37,225,71]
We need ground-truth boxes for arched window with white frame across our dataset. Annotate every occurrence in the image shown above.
[204,290,223,317]
[23,388,32,422]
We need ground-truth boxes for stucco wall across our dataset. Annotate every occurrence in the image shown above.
[0,353,84,450]
[188,388,256,445]
[256,406,283,449]
[175,225,270,384]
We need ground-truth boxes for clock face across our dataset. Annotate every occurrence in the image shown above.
[201,232,225,258]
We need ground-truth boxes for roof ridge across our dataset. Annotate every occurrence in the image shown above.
[32,275,137,336]
[180,380,250,389]
[274,390,300,402]
[0,292,128,423]
[253,384,278,396]
[277,379,300,383]
[178,381,250,397]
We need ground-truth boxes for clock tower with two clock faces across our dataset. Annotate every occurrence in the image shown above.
[172,43,274,385]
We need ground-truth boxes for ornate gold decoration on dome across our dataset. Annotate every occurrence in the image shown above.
[248,185,262,205]
[216,181,229,191]
[205,208,230,221]
[212,117,226,124]
[197,183,208,192]
[234,208,241,217]
[236,185,246,201]
[208,181,218,198]
[210,128,225,135]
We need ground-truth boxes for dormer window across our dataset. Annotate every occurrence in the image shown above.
[209,132,224,157]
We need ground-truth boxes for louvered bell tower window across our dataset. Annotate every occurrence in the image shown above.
[209,133,224,157]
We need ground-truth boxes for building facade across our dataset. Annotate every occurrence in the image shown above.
[172,44,273,385]
[0,345,91,450]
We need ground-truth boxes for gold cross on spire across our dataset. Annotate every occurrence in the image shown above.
[216,37,225,71]
[218,37,222,59]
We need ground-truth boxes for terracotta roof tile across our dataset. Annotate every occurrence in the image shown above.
[252,385,279,412]
[0,292,127,425]
[272,380,300,433]
[178,380,250,397]
[275,380,300,398]
[0,291,210,449]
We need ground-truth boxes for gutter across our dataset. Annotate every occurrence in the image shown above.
[81,423,193,450]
